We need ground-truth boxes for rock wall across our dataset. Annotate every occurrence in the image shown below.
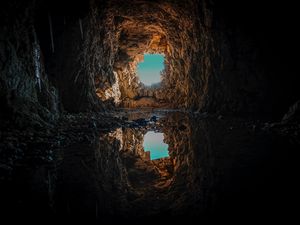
[191,1,268,115]
[0,1,58,128]
[95,0,269,115]
[107,0,200,108]
[1,0,299,121]
[39,0,117,112]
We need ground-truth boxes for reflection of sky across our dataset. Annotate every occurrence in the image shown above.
[137,54,165,86]
[143,131,169,160]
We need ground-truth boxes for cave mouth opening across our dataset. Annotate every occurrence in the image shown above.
[137,53,165,87]
[143,131,169,160]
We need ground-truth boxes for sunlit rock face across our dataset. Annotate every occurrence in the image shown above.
[2,0,298,120]
[34,0,266,112]
[90,0,268,113]
[108,0,199,108]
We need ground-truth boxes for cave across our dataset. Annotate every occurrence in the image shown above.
[1,0,299,224]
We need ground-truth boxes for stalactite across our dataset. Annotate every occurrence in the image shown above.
[33,36,41,92]
[79,18,83,40]
[48,13,54,53]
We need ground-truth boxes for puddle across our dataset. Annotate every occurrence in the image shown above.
[2,111,295,223]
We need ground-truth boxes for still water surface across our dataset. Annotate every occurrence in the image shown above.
[0,110,296,224]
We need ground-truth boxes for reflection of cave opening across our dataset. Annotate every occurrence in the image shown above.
[143,131,169,160]
[137,54,165,87]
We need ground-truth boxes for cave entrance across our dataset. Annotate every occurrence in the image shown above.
[137,54,165,86]
[143,131,169,160]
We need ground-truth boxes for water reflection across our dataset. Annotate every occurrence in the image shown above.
[1,111,296,224]
[143,131,169,160]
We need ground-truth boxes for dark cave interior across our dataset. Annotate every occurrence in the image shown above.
[0,0,299,224]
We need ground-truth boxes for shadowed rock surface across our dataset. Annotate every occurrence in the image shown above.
[2,0,299,119]
[1,0,299,224]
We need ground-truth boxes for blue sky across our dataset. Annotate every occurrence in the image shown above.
[143,131,169,160]
[137,54,165,86]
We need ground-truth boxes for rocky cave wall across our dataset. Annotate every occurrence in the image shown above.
[35,0,118,112]
[1,0,299,124]
[100,0,270,113]
[46,0,293,115]
[0,1,58,128]
[106,0,200,108]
